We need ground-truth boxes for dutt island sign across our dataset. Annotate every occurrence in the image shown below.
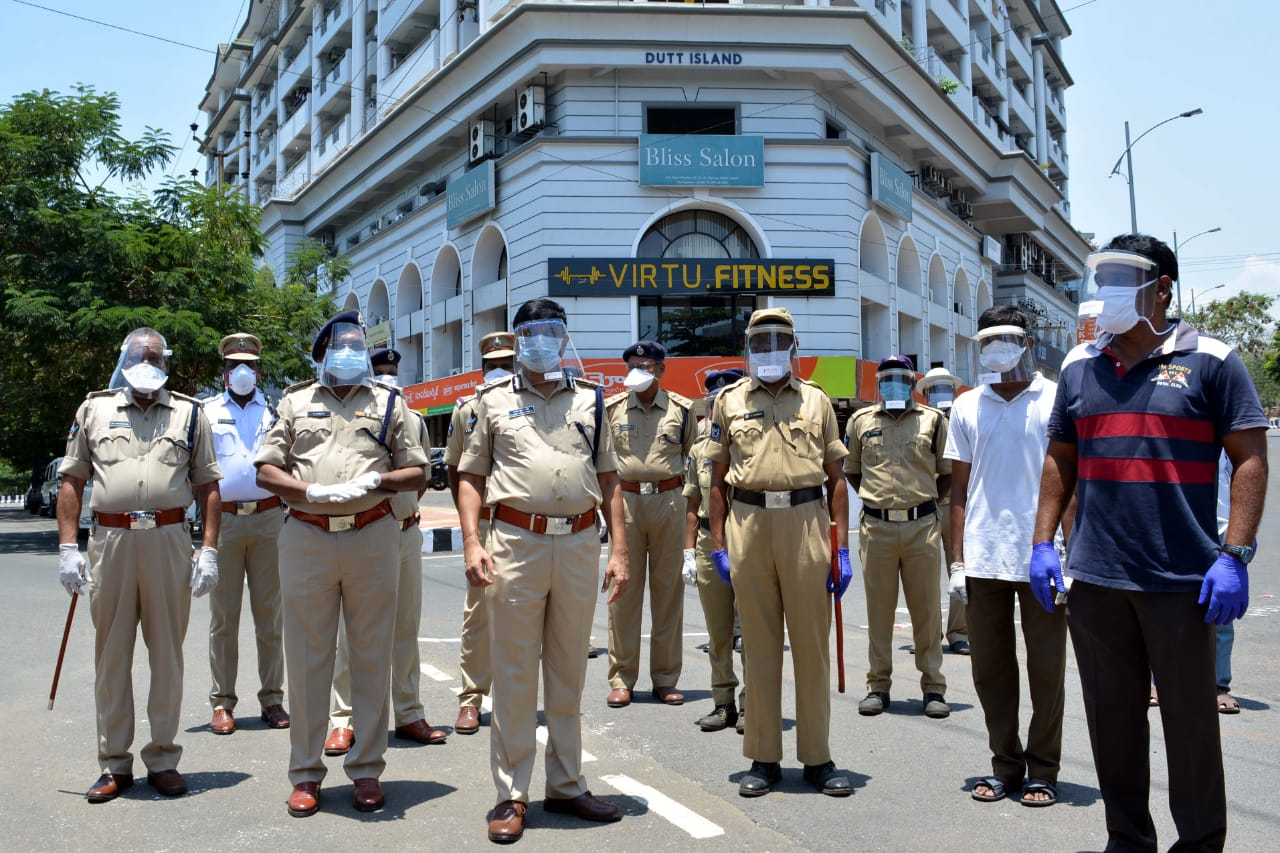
[638,135,765,187]
[547,258,835,296]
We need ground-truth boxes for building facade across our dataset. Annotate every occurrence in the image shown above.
[198,0,1089,396]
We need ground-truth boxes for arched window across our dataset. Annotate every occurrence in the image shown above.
[636,210,760,356]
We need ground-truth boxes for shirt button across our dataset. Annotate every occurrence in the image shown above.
[557,496,563,502]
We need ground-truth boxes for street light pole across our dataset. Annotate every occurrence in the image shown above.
[1189,283,1225,316]
[1173,226,1223,315]
[1110,108,1204,233]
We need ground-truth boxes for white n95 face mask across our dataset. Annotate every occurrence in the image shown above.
[623,368,655,392]
[979,341,1027,374]
[1095,281,1154,335]
[123,363,168,394]
[227,364,257,395]
[749,350,792,381]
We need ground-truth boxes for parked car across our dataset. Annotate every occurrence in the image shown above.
[428,447,448,491]
[38,457,63,517]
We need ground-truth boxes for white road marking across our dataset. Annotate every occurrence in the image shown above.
[419,663,454,682]
[418,637,462,643]
[449,687,493,714]
[536,725,595,762]
[598,773,725,839]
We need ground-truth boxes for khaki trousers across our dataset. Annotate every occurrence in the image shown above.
[88,524,192,775]
[208,508,285,711]
[457,519,492,709]
[728,500,831,766]
[859,513,946,695]
[279,513,398,784]
[608,490,684,690]
[332,523,425,728]
[967,577,1067,783]
[695,528,745,708]
[487,519,598,804]
[938,497,967,644]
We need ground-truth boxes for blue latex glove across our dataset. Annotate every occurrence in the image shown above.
[1029,542,1064,613]
[1199,553,1249,625]
[827,548,853,600]
[711,549,732,585]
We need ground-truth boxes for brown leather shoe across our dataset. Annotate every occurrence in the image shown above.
[488,800,527,843]
[287,782,319,817]
[147,769,188,797]
[606,687,631,708]
[261,704,291,729]
[210,708,235,735]
[86,773,133,803]
[394,718,448,744]
[653,686,685,706]
[543,791,622,823]
[352,777,384,812]
[324,727,353,755]
[455,705,481,735]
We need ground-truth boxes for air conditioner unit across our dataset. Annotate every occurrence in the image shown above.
[318,229,335,247]
[469,119,495,164]
[518,84,546,132]
[956,201,973,219]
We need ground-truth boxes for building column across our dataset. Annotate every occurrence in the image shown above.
[1033,45,1048,168]
[352,0,368,130]
[238,104,251,196]
[441,0,458,62]
[912,0,927,60]
[275,49,287,178]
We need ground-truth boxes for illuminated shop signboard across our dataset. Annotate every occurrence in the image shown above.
[547,258,836,296]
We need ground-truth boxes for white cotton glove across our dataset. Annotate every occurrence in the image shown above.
[349,471,382,491]
[682,548,698,586]
[58,544,89,597]
[190,546,219,598]
[306,481,368,503]
[948,562,968,604]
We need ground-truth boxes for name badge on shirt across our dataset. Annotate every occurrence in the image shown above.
[743,411,765,420]
[864,428,883,438]
[508,406,535,418]
[306,410,331,418]
[617,424,635,431]
[109,420,131,428]
[218,418,237,425]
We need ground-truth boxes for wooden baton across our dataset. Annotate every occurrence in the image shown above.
[48,593,78,711]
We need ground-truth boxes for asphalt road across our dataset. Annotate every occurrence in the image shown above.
[2,447,1279,853]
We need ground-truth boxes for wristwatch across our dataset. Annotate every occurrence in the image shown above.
[1220,544,1255,564]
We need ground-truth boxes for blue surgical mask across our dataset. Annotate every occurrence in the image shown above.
[325,347,368,381]
[518,335,561,373]
[879,378,913,410]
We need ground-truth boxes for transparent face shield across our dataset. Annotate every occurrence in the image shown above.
[744,325,799,382]
[108,331,171,395]
[1080,250,1168,337]
[922,381,956,410]
[876,368,915,410]
[976,325,1036,384]
[317,322,373,387]
[513,319,584,383]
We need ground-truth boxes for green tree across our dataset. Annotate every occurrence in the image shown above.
[0,87,336,470]
[1183,292,1280,411]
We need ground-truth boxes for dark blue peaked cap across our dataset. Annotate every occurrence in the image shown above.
[312,309,363,362]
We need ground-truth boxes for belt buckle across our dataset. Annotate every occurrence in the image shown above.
[128,510,157,530]
[639,482,658,496]
[887,508,909,522]
[329,514,357,532]
[764,490,790,509]
[546,516,573,536]
[236,501,257,516]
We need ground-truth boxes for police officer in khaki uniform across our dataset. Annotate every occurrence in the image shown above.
[683,368,747,733]
[56,327,222,803]
[205,333,289,736]
[448,331,516,736]
[707,307,853,798]
[458,298,628,844]
[846,355,951,719]
[255,310,427,818]
[917,366,969,655]
[604,341,695,708]
[326,347,446,756]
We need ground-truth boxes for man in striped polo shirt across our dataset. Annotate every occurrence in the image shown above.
[1030,234,1267,853]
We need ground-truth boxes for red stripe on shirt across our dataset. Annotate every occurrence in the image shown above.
[1076,412,1215,443]
[1078,457,1217,484]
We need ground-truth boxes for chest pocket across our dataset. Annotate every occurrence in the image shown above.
[860,431,886,467]
[612,422,635,453]
[495,418,538,456]
[94,429,135,464]
[212,425,239,458]
[158,434,192,466]
[729,419,765,458]
[787,420,824,460]
[697,457,713,490]
[565,411,598,457]
[293,417,333,458]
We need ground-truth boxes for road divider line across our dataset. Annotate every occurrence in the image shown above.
[419,663,454,682]
[598,773,724,839]
[536,725,595,762]
[449,686,493,714]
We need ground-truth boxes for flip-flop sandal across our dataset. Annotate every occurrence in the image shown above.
[971,776,1015,803]
[1021,778,1058,807]
[1217,689,1241,715]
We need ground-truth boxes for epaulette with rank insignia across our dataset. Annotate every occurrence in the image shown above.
[474,375,513,397]
[667,390,693,409]
[605,390,629,407]
[719,376,752,397]
[86,388,119,399]
[281,378,317,395]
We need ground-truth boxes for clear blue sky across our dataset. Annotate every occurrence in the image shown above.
[2,0,1276,312]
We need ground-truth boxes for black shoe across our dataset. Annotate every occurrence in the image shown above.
[738,761,782,797]
[803,761,852,797]
[858,691,890,716]
[698,703,738,732]
[923,692,951,719]
[736,708,745,735]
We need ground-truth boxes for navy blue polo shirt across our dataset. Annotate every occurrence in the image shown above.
[1049,321,1266,591]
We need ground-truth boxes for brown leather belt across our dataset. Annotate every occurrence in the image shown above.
[401,513,421,532]
[479,507,491,521]
[94,508,187,530]
[222,495,282,515]
[493,503,596,536]
[620,475,682,495]
[288,500,393,533]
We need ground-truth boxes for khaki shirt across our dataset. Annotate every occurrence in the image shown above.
[844,404,950,508]
[59,388,222,513]
[705,377,847,491]
[606,388,695,482]
[254,380,427,515]
[390,410,429,521]
[443,396,476,468]
[458,374,618,517]
[682,435,714,519]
